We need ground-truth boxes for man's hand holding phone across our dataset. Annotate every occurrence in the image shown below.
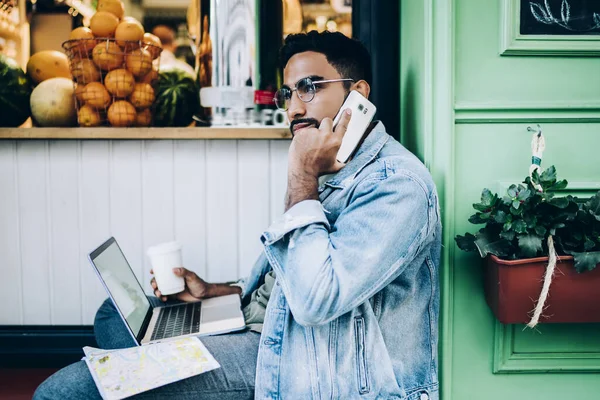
[284,109,352,211]
[288,108,352,178]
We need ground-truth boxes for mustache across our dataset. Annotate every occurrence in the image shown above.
[289,118,319,135]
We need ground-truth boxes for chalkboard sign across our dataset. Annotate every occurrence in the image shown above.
[520,0,600,35]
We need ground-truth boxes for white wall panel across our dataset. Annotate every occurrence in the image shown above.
[17,141,51,324]
[79,141,111,324]
[205,141,239,283]
[48,141,81,324]
[0,141,22,324]
[141,140,176,292]
[174,140,207,279]
[0,139,289,325]
[238,140,270,278]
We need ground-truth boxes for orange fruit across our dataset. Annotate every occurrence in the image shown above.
[82,82,112,109]
[74,84,86,103]
[126,48,153,77]
[139,66,159,84]
[142,33,162,59]
[104,68,135,97]
[90,11,120,38]
[71,59,101,83]
[115,19,145,48]
[96,0,125,19]
[129,83,155,109]
[122,16,140,23]
[107,100,136,127]
[136,108,152,126]
[92,41,123,71]
[78,105,102,127]
[69,27,97,54]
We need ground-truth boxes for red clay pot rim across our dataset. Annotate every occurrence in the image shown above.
[488,254,574,265]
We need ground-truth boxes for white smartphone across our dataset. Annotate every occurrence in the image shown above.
[333,90,377,163]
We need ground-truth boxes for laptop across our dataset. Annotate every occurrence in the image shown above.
[88,237,246,346]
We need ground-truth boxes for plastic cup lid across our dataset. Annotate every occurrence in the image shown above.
[147,241,181,256]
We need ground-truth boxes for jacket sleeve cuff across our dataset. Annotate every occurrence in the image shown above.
[261,200,330,245]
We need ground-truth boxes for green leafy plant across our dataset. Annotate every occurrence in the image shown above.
[455,166,600,272]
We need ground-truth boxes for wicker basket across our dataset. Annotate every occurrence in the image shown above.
[62,38,162,127]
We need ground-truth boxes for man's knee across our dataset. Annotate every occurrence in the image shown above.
[93,297,136,349]
[33,361,101,400]
[95,297,117,323]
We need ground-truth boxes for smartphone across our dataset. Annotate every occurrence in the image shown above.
[332,90,377,163]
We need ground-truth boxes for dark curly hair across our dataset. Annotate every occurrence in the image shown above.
[279,31,372,89]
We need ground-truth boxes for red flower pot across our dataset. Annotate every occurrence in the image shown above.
[485,254,600,324]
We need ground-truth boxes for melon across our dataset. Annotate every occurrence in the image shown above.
[26,50,71,84]
[0,54,33,127]
[30,78,77,127]
[153,70,200,127]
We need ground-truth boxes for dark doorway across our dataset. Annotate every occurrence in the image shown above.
[353,0,400,141]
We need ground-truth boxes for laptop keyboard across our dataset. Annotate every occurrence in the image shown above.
[150,302,201,341]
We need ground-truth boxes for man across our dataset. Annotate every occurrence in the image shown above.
[152,24,196,78]
[35,31,441,399]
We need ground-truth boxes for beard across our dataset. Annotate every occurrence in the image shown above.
[289,118,320,137]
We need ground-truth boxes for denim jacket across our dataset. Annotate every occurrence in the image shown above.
[240,122,441,400]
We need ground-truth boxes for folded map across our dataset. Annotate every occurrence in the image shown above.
[83,337,220,400]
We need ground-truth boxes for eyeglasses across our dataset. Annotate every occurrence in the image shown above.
[273,77,354,111]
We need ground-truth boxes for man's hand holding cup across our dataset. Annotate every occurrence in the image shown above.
[147,241,210,303]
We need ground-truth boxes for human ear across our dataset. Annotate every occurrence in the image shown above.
[352,80,370,98]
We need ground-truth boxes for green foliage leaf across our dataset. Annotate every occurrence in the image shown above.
[507,185,519,198]
[513,219,528,234]
[494,210,509,224]
[472,188,496,212]
[584,238,596,251]
[586,192,600,221]
[517,189,531,201]
[549,196,569,209]
[474,232,512,258]
[500,230,515,241]
[548,179,568,191]
[469,212,491,224]
[570,251,600,273]
[455,233,477,252]
[517,234,543,258]
[540,165,557,184]
[523,214,537,228]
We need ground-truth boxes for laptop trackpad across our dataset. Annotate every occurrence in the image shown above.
[201,305,243,323]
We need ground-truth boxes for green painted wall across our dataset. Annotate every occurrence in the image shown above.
[401,1,600,399]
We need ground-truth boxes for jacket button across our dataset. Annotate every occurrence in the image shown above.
[420,393,429,400]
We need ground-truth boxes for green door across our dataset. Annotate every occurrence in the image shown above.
[401,0,600,399]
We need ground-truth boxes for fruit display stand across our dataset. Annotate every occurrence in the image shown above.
[0,0,29,69]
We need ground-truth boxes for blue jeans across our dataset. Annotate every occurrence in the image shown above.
[34,298,260,399]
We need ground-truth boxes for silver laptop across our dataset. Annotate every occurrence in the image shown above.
[88,237,246,345]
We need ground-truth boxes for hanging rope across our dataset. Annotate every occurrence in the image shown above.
[525,125,554,328]
[527,236,558,328]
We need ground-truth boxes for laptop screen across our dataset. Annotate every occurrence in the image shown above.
[90,238,152,340]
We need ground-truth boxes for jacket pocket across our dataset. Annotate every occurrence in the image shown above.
[354,316,370,394]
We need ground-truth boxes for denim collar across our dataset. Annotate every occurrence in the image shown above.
[319,121,390,190]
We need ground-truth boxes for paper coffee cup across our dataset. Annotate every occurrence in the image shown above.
[147,241,185,295]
